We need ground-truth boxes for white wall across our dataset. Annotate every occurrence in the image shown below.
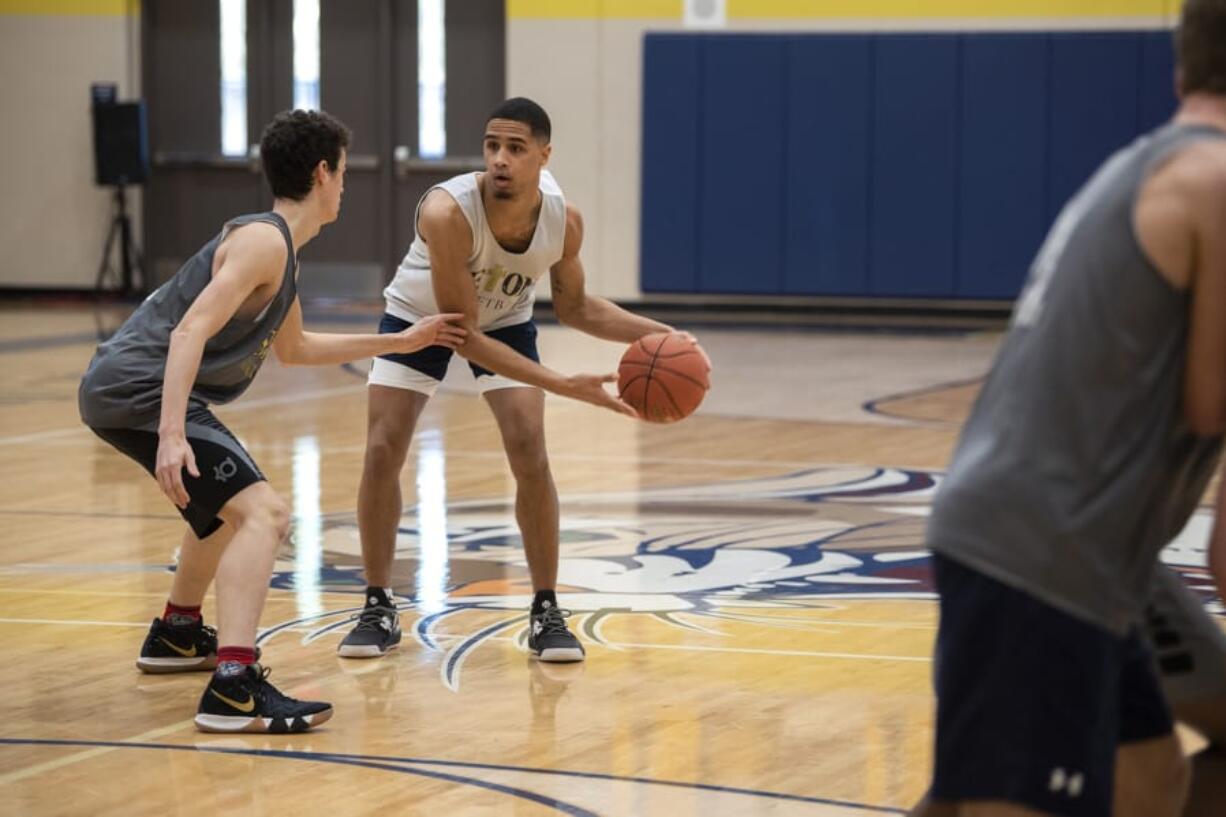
[506,1,1178,302]
[0,5,140,289]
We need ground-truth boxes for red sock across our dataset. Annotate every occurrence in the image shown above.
[217,646,257,666]
[163,601,202,622]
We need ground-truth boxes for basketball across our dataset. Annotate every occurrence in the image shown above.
[617,332,711,423]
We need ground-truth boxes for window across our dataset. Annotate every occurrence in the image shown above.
[293,0,320,111]
[219,0,247,157]
[418,0,446,158]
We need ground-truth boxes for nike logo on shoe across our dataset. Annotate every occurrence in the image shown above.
[158,637,197,657]
[209,689,255,713]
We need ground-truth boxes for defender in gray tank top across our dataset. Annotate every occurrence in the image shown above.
[928,122,1226,636]
[76,109,465,737]
[80,211,298,429]
[912,4,1226,816]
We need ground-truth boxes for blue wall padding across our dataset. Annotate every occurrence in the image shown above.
[1140,31,1178,132]
[871,35,960,296]
[640,30,1178,299]
[784,36,872,295]
[640,36,703,292]
[957,35,1049,298]
[699,37,788,293]
[1047,34,1140,224]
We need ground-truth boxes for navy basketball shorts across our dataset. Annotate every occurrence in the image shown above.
[367,313,540,396]
[89,404,266,539]
[928,553,1174,817]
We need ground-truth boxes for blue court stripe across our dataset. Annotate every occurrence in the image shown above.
[861,376,984,423]
[0,738,908,814]
[0,739,595,816]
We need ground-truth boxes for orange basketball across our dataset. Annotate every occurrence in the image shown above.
[617,332,711,423]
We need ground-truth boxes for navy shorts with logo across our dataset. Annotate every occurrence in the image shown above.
[369,313,540,395]
[929,553,1174,817]
[90,403,265,539]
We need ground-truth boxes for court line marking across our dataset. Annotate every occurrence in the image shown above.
[0,722,192,787]
[0,383,367,447]
[0,617,149,628]
[0,738,908,814]
[0,587,361,600]
[605,641,930,662]
[0,613,933,661]
[861,376,984,427]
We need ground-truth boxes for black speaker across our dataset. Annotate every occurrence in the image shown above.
[92,100,150,186]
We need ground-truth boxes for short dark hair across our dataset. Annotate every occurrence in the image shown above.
[487,97,551,143]
[1178,0,1226,95]
[258,109,351,201]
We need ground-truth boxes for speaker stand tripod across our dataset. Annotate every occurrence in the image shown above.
[95,184,144,298]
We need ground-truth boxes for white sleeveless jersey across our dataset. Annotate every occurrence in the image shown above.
[383,170,567,331]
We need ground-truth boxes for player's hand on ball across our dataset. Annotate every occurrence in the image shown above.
[563,373,639,418]
[397,313,468,352]
[670,330,711,369]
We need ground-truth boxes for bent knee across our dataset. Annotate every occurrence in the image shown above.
[229,493,291,541]
[506,446,550,481]
[364,432,410,472]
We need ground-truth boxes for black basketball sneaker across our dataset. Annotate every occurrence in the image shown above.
[337,591,402,658]
[136,617,218,674]
[528,601,586,663]
[194,663,333,733]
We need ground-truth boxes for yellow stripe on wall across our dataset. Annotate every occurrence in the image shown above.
[0,0,136,15]
[728,0,1173,17]
[508,0,682,19]
[508,0,1176,18]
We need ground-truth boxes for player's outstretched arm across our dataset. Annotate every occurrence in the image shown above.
[157,223,285,507]
[421,191,635,417]
[272,300,466,366]
[549,204,673,343]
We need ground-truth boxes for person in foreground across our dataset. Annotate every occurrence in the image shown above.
[79,109,465,733]
[910,2,1226,815]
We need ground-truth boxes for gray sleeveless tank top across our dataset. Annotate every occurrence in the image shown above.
[928,123,1226,635]
[79,212,297,429]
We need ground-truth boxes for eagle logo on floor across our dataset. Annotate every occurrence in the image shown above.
[260,466,1220,690]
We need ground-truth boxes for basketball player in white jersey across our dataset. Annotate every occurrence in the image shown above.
[338,97,695,661]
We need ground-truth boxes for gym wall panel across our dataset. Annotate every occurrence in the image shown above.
[698,37,788,294]
[957,35,1048,298]
[1139,30,1177,132]
[639,29,1177,300]
[640,36,702,293]
[869,35,960,297]
[0,8,140,288]
[784,36,872,295]
[1047,33,1141,222]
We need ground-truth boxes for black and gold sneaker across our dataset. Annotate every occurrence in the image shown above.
[194,663,333,734]
[527,601,586,663]
[136,617,218,674]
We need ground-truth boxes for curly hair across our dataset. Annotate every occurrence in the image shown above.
[1178,0,1226,95]
[258,109,351,201]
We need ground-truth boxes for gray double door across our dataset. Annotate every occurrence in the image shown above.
[141,0,503,298]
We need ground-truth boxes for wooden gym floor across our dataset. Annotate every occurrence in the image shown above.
[0,303,1218,816]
